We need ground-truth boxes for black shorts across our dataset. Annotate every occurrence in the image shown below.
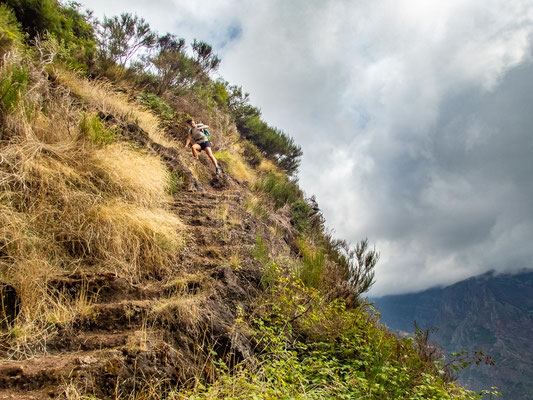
[199,141,211,151]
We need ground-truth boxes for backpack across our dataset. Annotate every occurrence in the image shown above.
[197,123,211,139]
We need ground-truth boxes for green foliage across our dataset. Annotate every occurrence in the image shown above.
[5,0,64,39]
[212,80,228,108]
[175,272,491,399]
[296,238,325,288]
[291,199,312,233]
[255,171,301,209]
[148,34,198,95]
[79,112,115,145]
[192,39,220,74]
[344,238,378,298]
[167,171,186,195]
[138,92,174,122]
[241,140,262,168]
[226,84,302,175]
[0,63,28,112]
[4,0,96,67]
[99,13,156,66]
[0,4,24,52]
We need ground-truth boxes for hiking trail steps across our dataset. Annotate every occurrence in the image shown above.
[0,183,264,399]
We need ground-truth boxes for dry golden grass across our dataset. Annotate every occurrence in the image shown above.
[151,295,203,332]
[0,54,191,354]
[257,158,280,174]
[214,148,255,184]
[210,203,242,228]
[243,194,269,220]
[94,143,172,207]
[53,67,178,148]
[83,200,184,280]
[167,273,208,296]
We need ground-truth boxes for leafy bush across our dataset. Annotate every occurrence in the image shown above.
[4,0,96,67]
[241,140,262,168]
[255,171,301,209]
[291,199,312,233]
[79,112,115,145]
[174,272,491,399]
[0,62,28,112]
[98,13,156,66]
[212,80,228,108]
[0,4,24,52]
[138,92,174,122]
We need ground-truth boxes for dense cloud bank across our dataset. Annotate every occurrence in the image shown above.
[83,0,533,295]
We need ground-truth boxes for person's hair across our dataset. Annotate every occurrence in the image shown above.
[186,118,193,124]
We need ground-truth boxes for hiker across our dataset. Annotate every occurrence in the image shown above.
[185,118,221,174]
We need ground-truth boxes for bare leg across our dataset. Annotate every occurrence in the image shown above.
[204,147,219,169]
[191,144,200,160]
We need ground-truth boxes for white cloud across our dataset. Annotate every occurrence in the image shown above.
[80,0,533,295]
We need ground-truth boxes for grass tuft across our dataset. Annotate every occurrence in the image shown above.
[214,149,254,183]
[79,112,115,145]
[83,200,184,280]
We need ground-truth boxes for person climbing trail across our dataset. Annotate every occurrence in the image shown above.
[185,118,221,175]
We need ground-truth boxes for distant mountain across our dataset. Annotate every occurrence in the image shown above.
[372,270,533,400]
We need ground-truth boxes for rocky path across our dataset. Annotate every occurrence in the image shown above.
[0,185,264,399]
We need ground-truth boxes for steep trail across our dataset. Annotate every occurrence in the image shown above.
[0,142,269,399]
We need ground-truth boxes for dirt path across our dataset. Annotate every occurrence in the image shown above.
[0,179,268,398]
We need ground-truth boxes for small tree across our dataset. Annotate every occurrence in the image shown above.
[99,13,156,66]
[192,39,220,74]
[345,238,378,298]
[149,34,196,95]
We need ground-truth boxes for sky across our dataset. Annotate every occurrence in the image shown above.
[80,0,533,296]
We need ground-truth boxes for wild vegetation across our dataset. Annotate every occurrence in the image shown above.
[0,2,499,399]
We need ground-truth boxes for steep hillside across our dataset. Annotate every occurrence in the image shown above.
[373,270,533,399]
[0,2,500,399]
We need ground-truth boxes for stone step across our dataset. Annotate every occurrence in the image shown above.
[0,388,50,400]
[0,348,120,392]
[74,300,155,331]
[47,330,133,353]
[196,244,252,260]
[47,272,148,304]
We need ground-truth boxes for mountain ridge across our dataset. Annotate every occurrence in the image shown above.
[372,269,533,399]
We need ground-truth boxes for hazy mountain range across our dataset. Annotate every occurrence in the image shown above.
[372,270,533,399]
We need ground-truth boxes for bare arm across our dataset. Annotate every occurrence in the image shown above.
[185,133,191,148]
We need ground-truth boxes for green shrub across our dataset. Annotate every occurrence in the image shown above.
[174,272,489,399]
[4,0,96,68]
[138,92,174,122]
[167,171,185,195]
[291,199,311,233]
[0,4,24,52]
[255,171,300,209]
[0,63,28,112]
[296,239,325,289]
[241,140,262,168]
[79,112,115,145]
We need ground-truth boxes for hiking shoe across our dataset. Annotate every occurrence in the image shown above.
[215,167,221,175]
